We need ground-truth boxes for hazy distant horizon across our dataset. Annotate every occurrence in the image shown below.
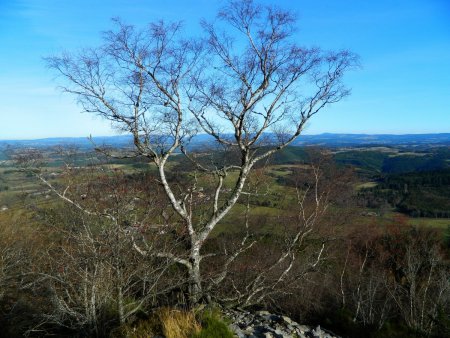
[2,131,450,142]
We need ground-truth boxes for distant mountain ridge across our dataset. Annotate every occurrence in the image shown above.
[291,133,450,146]
[1,133,450,149]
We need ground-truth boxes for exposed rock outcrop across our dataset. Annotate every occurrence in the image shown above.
[223,308,340,338]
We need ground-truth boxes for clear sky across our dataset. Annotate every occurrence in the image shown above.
[0,0,449,140]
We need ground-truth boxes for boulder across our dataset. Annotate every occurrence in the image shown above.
[223,308,340,338]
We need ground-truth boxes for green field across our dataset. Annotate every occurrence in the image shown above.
[1,145,449,237]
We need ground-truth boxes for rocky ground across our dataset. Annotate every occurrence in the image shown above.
[223,308,340,338]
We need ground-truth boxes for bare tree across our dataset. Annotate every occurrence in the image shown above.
[28,170,179,336]
[337,221,450,335]
[46,0,358,304]
[383,226,450,335]
[214,155,336,307]
[340,224,393,329]
[0,223,29,302]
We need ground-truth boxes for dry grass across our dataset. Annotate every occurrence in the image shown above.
[113,308,202,338]
[158,308,201,338]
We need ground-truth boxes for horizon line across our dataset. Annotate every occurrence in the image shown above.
[2,131,450,142]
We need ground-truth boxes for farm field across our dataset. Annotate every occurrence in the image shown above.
[1,144,449,236]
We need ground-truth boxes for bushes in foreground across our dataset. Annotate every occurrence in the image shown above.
[113,308,232,338]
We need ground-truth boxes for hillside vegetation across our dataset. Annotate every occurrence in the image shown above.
[0,144,448,337]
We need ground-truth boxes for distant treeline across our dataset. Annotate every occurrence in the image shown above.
[266,146,450,218]
[265,146,450,175]
[359,169,450,218]
[335,147,450,175]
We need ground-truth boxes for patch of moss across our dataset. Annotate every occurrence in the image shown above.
[191,309,234,338]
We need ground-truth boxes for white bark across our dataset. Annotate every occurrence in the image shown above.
[44,0,358,306]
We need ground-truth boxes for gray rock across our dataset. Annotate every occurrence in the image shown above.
[282,315,293,325]
[223,308,340,338]
[257,310,271,316]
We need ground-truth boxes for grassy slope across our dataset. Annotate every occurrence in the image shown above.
[1,146,448,238]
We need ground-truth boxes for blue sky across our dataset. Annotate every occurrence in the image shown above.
[0,0,449,139]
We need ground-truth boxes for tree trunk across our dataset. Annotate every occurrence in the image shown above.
[189,245,203,304]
